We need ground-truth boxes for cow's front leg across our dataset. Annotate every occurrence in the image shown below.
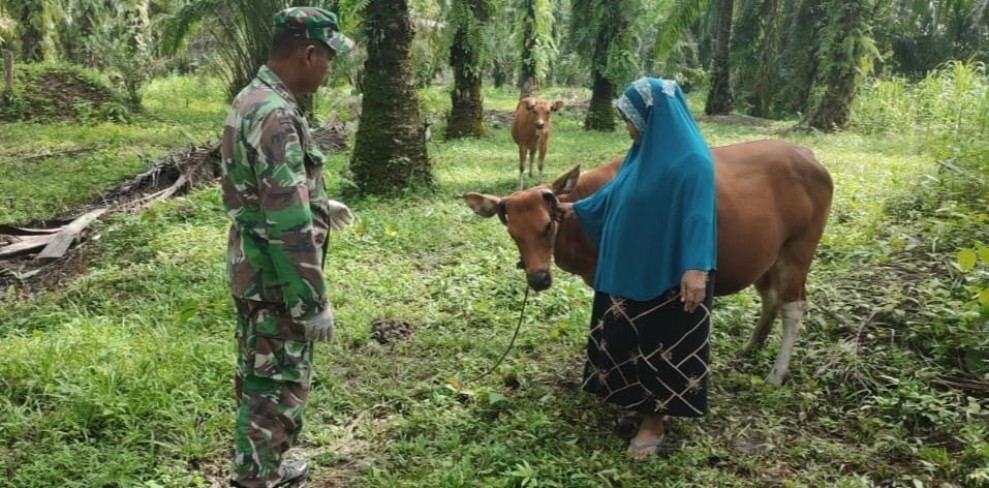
[537,144,547,185]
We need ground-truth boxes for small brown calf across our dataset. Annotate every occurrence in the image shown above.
[510,97,563,190]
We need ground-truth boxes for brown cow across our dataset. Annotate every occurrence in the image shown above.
[511,97,563,190]
[464,140,834,385]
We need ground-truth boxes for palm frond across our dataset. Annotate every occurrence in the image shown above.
[653,0,710,62]
[159,0,227,55]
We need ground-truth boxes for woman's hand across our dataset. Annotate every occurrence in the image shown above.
[555,201,575,221]
[680,270,708,313]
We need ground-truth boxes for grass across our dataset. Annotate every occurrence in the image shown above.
[1,75,987,487]
[0,75,228,224]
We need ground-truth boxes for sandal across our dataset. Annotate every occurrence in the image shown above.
[627,436,665,462]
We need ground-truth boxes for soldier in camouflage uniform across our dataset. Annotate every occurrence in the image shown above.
[220,7,355,488]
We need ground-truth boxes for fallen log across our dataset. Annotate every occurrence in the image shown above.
[34,208,107,261]
[118,173,189,211]
[0,225,62,235]
[0,234,54,258]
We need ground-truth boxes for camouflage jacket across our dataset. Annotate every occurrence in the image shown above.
[220,65,331,320]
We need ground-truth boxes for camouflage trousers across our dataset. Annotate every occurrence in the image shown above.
[231,298,314,488]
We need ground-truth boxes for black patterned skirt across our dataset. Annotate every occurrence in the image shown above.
[581,280,714,417]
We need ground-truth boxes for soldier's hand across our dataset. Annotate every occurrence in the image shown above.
[327,200,354,230]
[302,305,334,342]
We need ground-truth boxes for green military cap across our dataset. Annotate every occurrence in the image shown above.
[273,6,355,54]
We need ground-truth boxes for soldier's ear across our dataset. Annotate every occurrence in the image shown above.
[303,45,317,65]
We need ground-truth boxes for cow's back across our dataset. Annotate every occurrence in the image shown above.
[712,140,833,295]
[551,141,832,295]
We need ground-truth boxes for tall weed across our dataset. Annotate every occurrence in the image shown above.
[853,61,989,176]
[851,61,989,378]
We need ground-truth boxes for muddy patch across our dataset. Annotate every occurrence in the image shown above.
[370,318,414,345]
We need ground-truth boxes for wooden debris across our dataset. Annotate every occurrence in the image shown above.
[934,375,989,395]
[118,173,189,211]
[34,208,107,261]
[0,144,229,289]
[0,225,62,235]
[0,234,55,258]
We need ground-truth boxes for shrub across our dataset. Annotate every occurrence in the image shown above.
[0,62,132,123]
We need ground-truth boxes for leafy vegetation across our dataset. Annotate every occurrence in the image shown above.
[1,70,987,486]
[0,62,131,123]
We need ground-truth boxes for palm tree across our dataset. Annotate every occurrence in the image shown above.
[776,0,825,115]
[728,0,782,117]
[350,0,432,193]
[748,0,781,117]
[880,0,989,77]
[651,0,712,92]
[517,0,555,97]
[705,0,734,115]
[13,0,50,62]
[162,0,286,99]
[806,0,872,130]
[445,0,491,139]
[570,0,640,131]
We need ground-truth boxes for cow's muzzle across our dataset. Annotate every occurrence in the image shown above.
[526,270,552,291]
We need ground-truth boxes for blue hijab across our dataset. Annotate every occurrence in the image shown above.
[574,77,717,301]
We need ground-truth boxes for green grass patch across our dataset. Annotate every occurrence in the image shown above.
[0,74,228,224]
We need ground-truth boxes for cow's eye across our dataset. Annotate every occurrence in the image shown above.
[544,222,554,236]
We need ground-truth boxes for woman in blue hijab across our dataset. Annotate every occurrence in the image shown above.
[571,77,717,461]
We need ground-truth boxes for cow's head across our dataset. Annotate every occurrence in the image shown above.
[464,165,581,291]
[520,97,564,133]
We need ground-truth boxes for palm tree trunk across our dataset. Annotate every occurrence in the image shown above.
[17,0,47,62]
[778,0,824,114]
[584,69,616,131]
[807,0,866,131]
[446,32,485,138]
[705,0,734,115]
[749,0,781,118]
[351,0,432,193]
[519,0,538,97]
[446,0,487,139]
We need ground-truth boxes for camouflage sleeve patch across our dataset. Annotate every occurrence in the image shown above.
[255,108,327,319]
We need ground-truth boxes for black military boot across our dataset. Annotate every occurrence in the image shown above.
[231,460,309,488]
[273,460,309,487]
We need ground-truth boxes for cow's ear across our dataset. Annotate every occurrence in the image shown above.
[551,100,563,112]
[551,165,580,195]
[463,193,502,219]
